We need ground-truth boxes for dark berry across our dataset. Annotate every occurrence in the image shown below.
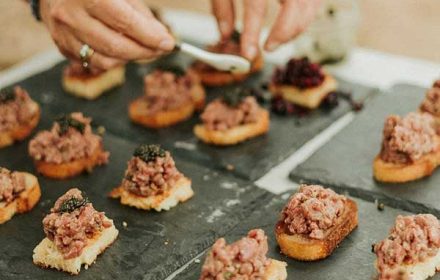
[271,57,325,89]
[321,91,339,109]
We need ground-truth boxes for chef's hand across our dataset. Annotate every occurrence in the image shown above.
[40,0,175,70]
[211,0,321,60]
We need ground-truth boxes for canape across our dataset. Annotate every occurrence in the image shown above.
[199,229,287,280]
[62,63,125,100]
[373,112,440,183]
[0,86,40,148]
[109,144,193,211]
[275,184,358,261]
[33,188,118,275]
[373,214,440,280]
[269,57,338,109]
[28,112,109,179]
[129,67,206,128]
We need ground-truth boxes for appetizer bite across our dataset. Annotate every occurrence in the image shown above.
[28,112,109,179]
[0,167,41,224]
[33,188,118,275]
[129,67,205,128]
[269,57,338,109]
[110,144,193,211]
[192,31,264,86]
[200,229,287,280]
[194,90,270,146]
[373,112,440,183]
[420,79,440,126]
[373,214,440,280]
[62,63,125,100]
[0,86,40,148]
[275,184,358,261]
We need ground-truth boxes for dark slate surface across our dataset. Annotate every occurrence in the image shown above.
[175,192,436,280]
[0,125,269,280]
[289,83,440,215]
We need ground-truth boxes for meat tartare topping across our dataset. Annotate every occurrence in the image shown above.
[201,95,261,131]
[0,86,38,133]
[373,214,440,280]
[272,57,325,89]
[28,112,109,164]
[420,80,440,116]
[43,188,112,259]
[200,229,270,280]
[0,167,25,203]
[142,69,194,114]
[121,144,183,197]
[280,184,346,239]
[380,112,438,164]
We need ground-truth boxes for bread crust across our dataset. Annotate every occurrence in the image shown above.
[109,176,193,211]
[263,259,288,280]
[275,198,358,261]
[0,172,41,224]
[33,144,107,179]
[0,103,40,148]
[269,74,338,109]
[194,109,270,146]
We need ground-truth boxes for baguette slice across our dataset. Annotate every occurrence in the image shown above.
[194,109,269,146]
[264,259,288,280]
[62,65,125,100]
[33,220,118,275]
[109,176,193,211]
[275,198,358,261]
[34,144,107,179]
[0,102,40,148]
[269,74,338,109]
[0,172,41,224]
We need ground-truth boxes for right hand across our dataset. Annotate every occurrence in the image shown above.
[40,0,175,70]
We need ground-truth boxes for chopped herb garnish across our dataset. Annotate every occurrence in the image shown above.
[0,87,16,104]
[223,271,233,280]
[58,194,90,213]
[222,88,249,107]
[56,114,86,135]
[231,30,241,43]
[157,65,186,77]
[133,144,166,162]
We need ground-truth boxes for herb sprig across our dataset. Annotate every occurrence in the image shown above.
[56,114,86,135]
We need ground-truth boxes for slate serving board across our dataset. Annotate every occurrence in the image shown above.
[14,55,378,181]
[289,83,440,215]
[174,193,432,280]
[0,120,270,280]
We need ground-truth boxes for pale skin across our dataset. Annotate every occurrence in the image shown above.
[39,0,321,70]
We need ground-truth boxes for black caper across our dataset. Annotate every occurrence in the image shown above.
[133,144,166,163]
[58,195,90,213]
[56,114,86,135]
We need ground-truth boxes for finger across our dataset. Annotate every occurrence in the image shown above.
[241,0,266,60]
[211,0,235,39]
[125,0,154,18]
[86,0,175,51]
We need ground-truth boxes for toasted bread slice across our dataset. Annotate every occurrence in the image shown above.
[269,74,338,109]
[62,66,125,100]
[192,83,206,111]
[0,102,40,148]
[0,172,41,224]
[109,176,193,211]
[194,109,269,146]
[264,259,288,280]
[34,144,107,179]
[33,221,118,275]
[275,198,358,261]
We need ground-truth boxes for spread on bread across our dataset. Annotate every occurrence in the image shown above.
[420,80,440,117]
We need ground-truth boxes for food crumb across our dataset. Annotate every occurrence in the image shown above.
[164,241,169,245]
[194,259,201,264]
[226,164,235,171]
[122,221,128,227]
[375,199,385,211]
[97,126,106,135]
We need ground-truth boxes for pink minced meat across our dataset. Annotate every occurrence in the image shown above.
[380,112,438,164]
[420,80,440,115]
[281,184,347,239]
[28,112,109,164]
[201,96,261,131]
[121,152,182,197]
[374,214,440,280]
[43,188,112,259]
[200,229,270,280]
[0,87,37,133]
[0,167,25,203]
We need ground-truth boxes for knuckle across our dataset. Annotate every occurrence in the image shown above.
[113,11,135,32]
[103,41,123,57]
[50,3,70,24]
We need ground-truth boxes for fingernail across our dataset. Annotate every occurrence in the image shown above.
[158,38,175,51]
[265,41,280,52]
[246,46,258,60]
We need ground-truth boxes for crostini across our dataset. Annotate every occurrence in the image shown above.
[0,86,40,148]
[129,67,206,128]
[269,57,338,110]
[373,214,440,280]
[62,63,125,100]
[373,112,440,183]
[194,90,269,145]
[28,112,109,179]
[0,167,41,224]
[199,229,287,280]
[110,144,193,211]
[275,184,358,261]
[33,188,118,275]
[191,31,264,86]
